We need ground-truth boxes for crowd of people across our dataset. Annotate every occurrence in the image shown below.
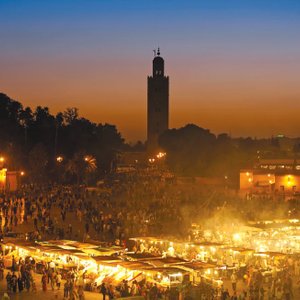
[1,172,294,245]
[1,171,300,299]
[0,173,188,244]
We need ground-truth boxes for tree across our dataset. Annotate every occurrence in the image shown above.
[159,124,216,176]
[65,152,97,184]
[28,143,48,181]
[63,107,78,125]
[19,106,34,150]
[0,93,23,150]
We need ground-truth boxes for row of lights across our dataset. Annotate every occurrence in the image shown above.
[148,152,167,163]
[0,156,25,176]
[56,155,93,163]
[245,171,297,186]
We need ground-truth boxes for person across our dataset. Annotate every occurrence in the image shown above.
[56,272,62,290]
[5,272,11,292]
[231,271,237,292]
[78,285,85,300]
[69,280,75,297]
[41,273,47,291]
[259,286,265,300]
[221,288,230,300]
[50,271,55,290]
[108,285,114,300]
[231,291,238,300]
[24,270,31,291]
[11,256,17,273]
[32,279,37,292]
[11,272,17,293]
[1,293,10,300]
[164,286,170,300]
[64,280,70,299]
[0,261,4,280]
[131,280,138,296]
[17,275,24,292]
[69,290,77,300]
[149,283,158,300]
[100,282,107,300]
[238,290,247,300]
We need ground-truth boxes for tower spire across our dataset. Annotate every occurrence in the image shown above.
[147,50,169,155]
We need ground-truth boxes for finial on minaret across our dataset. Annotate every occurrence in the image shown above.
[157,47,160,56]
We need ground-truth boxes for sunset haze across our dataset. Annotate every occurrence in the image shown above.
[1,0,300,141]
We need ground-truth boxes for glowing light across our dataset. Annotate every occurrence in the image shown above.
[169,273,182,277]
[156,152,166,159]
[56,156,63,163]
[205,269,211,275]
[233,233,241,241]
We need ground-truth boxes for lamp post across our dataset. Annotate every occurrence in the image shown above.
[56,156,64,183]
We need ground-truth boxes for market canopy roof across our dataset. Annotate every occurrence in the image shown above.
[192,242,224,247]
[146,267,188,275]
[44,240,100,249]
[92,256,122,263]
[146,257,187,267]
[125,253,161,261]
[255,251,287,257]
[116,261,152,270]
[176,261,216,271]
[222,247,255,253]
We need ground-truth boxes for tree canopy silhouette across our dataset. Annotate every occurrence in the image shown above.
[0,93,124,183]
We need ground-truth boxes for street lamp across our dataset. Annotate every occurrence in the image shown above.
[20,171,25,176]
[156,152,166,159]
[56,156,64,163]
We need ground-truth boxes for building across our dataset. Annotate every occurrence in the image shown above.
[147,48,169,155]
[0,168,20,191]
[240,159,300,194]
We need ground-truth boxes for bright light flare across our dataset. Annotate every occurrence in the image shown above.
[56,156,63,163]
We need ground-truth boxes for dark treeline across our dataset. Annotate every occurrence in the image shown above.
[1,93,300,184]
[159,124,300,179]
[0,93,125,183]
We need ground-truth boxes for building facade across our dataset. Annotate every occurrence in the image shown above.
[147,49,169,155]
[240,159,300,194]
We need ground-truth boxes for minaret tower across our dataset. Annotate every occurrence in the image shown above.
[147,48,169,155]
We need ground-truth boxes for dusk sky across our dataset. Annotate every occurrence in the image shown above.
[1,0,300,142]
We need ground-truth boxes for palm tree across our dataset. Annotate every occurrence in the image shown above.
[83,155,97,185]
[84,155,97,172]
[66,152,97,184]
